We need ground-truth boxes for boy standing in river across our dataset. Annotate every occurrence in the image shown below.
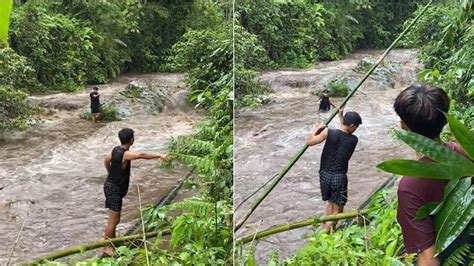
[102,128,171,256]
[90,86,101,122]
[394,84,473,265]
[306,108,362,233]
[318,89,336,112]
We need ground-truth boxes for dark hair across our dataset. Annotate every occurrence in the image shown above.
[118,128,134,144]
[343,112,362,126]
[323,89,329,93]
[394,84,449,139]
[93,86,99,90]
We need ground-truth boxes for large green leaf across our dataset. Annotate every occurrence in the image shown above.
[433,178,473,255]
[376,160,472,180]
[429,178,460,216]
[448,114,474,160]
[393,129,473,168]
[0,0,13,46]
[415,202,440,220]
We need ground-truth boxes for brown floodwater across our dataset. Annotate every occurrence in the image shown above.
[234,49,420,264]
[0,73,202,264]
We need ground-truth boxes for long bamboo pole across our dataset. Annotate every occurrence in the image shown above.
[234,0,434,232]
[24,230,171,265]
[237,209,368,244]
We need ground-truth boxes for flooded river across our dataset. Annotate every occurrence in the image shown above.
[235,49,420,263]
[0,73,202,264]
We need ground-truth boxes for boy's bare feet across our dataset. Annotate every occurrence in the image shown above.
[102,245,117,257]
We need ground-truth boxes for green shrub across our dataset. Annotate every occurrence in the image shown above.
[166,26,232,108]
[0,47,41,92]
[0,86,36,132]
[315,78,350,98]
[407,0,474,126]
[82,103,120,122]
[399,4,455,48]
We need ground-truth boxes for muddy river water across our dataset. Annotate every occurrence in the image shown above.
[0,73,202,264]
[235,49,420,263]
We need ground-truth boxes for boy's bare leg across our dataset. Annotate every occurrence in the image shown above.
[322,201,334,233]
[103,210,120,255]
[328,202,343,232]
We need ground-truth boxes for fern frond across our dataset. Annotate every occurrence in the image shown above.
[165,197,215,215]
[443,243,472,266]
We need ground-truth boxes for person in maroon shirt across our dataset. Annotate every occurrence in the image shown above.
[394,84,472,265]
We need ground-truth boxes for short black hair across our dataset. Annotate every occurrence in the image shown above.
[93,86,99,90]
[394,84,449,139]
[118,128,134,144]
[343,112,362,126]
[323,89,329,93]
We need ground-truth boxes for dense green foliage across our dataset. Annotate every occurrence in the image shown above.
[403,0,474,127]
[166,27,232,108]
[0,47,40,91]
[0,85,36,132]
[234,22,272,106]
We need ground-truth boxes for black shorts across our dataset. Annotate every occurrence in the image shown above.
[91,104,100,114]
[104,181,123,212]
[319,171,348,206]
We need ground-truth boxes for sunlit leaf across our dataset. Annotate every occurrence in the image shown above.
[0,0,13,46]
[433,178,473,255]
[376,160,471,180]
[430,178,460,216]
[393,129,473,168]
[415,202,440,220]
[448,114,474,160]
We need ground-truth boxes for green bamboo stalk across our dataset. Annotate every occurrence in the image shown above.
[237,209,368,244]
[24,230,171,265]
[234,0,434,232]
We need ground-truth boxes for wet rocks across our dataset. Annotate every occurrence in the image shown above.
[353,57,401,89]
[122,81,166,113]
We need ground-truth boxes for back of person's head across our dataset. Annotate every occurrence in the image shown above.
[394,84,449,139]
[93,86,99,91]
[343,112,362,127]
[118,128,134,144]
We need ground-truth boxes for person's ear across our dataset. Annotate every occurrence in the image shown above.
[400,121,410,131]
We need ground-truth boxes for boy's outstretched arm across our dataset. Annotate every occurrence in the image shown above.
[306,123,328,146]
[104,154,112,173]
[124,151,172,161]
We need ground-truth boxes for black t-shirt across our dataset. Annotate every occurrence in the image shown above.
[90,91,100,107]
[319,129,358,174]
[319,96,330,110]
[106,146,131,197]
